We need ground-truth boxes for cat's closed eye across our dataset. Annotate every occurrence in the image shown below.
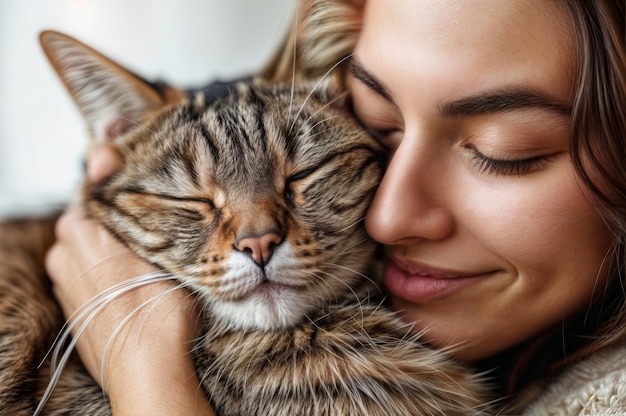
[285,167,317,201]
[289,167,317,182]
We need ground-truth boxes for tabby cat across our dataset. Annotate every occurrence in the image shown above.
[0,30,493,415]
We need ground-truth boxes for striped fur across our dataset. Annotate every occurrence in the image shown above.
[0,30,494,415]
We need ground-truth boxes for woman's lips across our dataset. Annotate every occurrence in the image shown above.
[383,257,491,303]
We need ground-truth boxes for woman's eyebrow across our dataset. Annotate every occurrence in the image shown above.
[350,58,395,104]
[350,57,571,118]
[439,88,573,118]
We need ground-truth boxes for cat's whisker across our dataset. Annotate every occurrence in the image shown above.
[37,250,166,371]
[98,279,191,389]
[95,279,191,413]
[47,272,175,370]
[306,114,348,132]
[44,265,170,373]
[290,92,350,143]
[118,115,166,141]
[305,268,366,311]
[320,262,381,295]
[327,216,367,237]
[286,0,299,127]
[297,268,343,305]
[292,115,352,147]
[197,325,236,394]
[35,272,178,416]
[290,92,350,138]
[306,119,352,139]
[287,54,352,134]
[334,237,379,259]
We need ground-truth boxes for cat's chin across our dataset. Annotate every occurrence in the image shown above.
[209,285,313,331]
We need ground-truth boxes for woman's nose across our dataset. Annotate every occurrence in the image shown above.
[365,138,455,245]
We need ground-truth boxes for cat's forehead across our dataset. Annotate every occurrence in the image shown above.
[172,82,358,161]
[117,79,372,197]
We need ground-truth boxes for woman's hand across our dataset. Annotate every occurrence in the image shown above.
[45,145,215,415]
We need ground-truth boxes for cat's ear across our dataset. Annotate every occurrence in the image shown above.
[312,72,349,108]
[262,0,362,83]
[40,30,165,143]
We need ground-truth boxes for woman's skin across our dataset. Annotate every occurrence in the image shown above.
[46,0,614,413]
[352,0,613,361]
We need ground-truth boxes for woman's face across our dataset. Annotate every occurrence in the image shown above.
[352,0,613,361]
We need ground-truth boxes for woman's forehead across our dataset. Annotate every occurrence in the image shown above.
[354,0,576,112]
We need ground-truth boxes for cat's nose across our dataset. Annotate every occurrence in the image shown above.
[235,232,283,266]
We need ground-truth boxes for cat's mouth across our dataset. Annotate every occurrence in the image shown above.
[210,277,313,331]
[241,279,306,301]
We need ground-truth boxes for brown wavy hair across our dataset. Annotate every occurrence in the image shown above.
[565,0,626,354]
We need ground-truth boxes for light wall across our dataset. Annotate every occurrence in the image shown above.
[0,0,297,217]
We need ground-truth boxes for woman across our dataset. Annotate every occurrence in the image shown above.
[46,0,626,414]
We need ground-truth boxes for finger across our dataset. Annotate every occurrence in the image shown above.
[86,144,123,184]
[45,244,77,314]
[54,207,117,260]
[53,205,86,242]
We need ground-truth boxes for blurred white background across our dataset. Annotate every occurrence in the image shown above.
[0,0,297,217]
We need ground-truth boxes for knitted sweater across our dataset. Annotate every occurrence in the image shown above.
[521,343,626,415]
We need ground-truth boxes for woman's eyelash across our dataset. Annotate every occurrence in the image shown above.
[360,123,551,176]
[471,147,550,176]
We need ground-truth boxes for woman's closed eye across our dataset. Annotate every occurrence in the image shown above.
[468,145,553,176]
